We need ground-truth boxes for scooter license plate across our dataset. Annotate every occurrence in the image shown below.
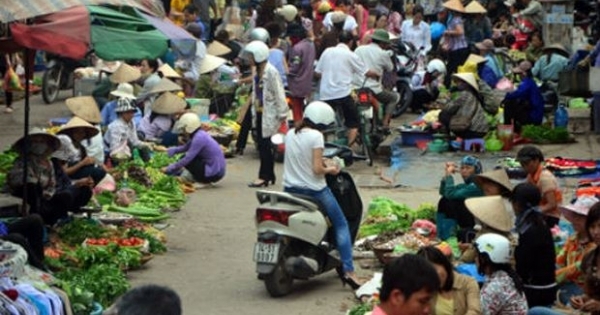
[253,242,280,264]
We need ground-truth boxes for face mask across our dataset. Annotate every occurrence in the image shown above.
[30,143,48,156]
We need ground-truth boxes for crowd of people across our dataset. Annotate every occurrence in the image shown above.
[1,0,600,313]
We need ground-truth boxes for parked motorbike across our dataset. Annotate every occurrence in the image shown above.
[42,54,85,104]
[253,144,362,297]
[391,40,420,118]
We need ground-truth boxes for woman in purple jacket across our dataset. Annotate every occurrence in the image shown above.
[162,113,226,188]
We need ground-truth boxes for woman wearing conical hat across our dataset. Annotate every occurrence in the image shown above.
[438,72,489,139]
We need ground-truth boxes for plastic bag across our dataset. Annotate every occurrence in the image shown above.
[93,174,116,194]
[3,67,23,91]
[110,141,131,160]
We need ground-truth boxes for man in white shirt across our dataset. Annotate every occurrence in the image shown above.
[322,0,358,37]
[353,29,399,129]
[315,32,378,146]
[401,5,432,55]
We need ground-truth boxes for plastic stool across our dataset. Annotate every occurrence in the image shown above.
[463,138,485,152]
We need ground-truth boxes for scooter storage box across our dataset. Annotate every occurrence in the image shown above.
[400,130,433,146]
[73,78,98,97]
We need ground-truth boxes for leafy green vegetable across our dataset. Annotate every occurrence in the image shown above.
[359,198,438,237]
[126,228,167,254]
[57,264,129,308]
[146,152,181,168]
[348,302,374,315]
[521,125,570,143]
[95,191,115,207]
[57,218,107,246]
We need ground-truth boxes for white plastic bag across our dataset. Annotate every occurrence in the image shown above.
[110,141,131,160]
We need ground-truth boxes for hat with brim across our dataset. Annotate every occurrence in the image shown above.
[149,78,183,94]
[543,43,570,57]
[207,41,232,57]
[115,98,138,113]
[151,92,187,115]
[199,55,227,75]
[110,83,136,100]
[466,53,487,64]
[475,39,495,51]
[65,96,101,124]
[276,4,298,22]
[443,0,466,13]
[109,63,141,84]
[371,29,391,43]
[98,61,122,74]
[57,116,99,139]
[512,60,532,74]
[465,1,487,13]
[474,169,512,193]
[12,128,61,154]
[452,72,479,92]
[318,1,332,13]
[559,195,600,220]
[466,196,513,232]
[158,63,181,78]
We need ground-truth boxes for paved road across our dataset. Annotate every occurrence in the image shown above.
[3,92,600,314]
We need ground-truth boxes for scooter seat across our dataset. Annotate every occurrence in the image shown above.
[289,193,328,216]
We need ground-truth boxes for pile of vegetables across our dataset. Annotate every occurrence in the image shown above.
[47,218,169,313]
[358,197,436,238]
[521,125,571,144]
[0,149,18,188]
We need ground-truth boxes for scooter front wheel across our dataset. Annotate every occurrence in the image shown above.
[264,260,293,297]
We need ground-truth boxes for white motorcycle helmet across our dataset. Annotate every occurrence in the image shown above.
[249,27,271,45]
[475,233,511,264]
[243,40,270,63]
[173,112,201,134]
[303,101,335,130]
[426,59,447,75]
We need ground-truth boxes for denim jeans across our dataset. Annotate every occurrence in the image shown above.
[527,306,563,315]
[557,282,584,306]
[284,186,354,273]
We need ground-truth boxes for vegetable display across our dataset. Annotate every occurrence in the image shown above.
[358,198,436,238]
[521,125,570,144]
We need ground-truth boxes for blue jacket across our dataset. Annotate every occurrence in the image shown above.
[504,77,544,124]
[479,65,500,88]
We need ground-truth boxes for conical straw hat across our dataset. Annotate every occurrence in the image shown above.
[474,169,512,193]
[452,72,479,92]
[466,196,513,232]
[199,55,227,75]
[149,78,183,94]
[443,0,466,13]
[207,41,232,57]
[58,116,99,139]
[12,128,60,154]
[109,63,142,84]
[65,96,101,124]
[465,1,487,13]
[151,92,188,115]
[466,53,486,65]
[158,63,181,78]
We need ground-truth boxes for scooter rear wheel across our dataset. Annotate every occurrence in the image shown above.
[264,261,293,297]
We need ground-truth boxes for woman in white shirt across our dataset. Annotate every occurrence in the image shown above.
[282,101,361,290]
[401,5,432,54]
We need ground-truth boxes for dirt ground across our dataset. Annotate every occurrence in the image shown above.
[2,92,600,314]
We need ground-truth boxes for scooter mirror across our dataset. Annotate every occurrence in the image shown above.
[271,133,285,145]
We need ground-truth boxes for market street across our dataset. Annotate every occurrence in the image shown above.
[2,92,600,314]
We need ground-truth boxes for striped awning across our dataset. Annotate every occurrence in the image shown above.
[0,0,165,22]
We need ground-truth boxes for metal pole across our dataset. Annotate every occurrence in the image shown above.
[21,48,30,215]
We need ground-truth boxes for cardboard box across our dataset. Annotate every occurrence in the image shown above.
[567,108,591,134]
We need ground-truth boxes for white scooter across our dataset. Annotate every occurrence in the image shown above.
[253,144,362,297]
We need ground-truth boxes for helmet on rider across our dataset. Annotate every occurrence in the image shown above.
[474,233,511,264]
[243,41,270,64]
[249,27,270,45]
[303,101,335,130]
[426,59,447,76]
